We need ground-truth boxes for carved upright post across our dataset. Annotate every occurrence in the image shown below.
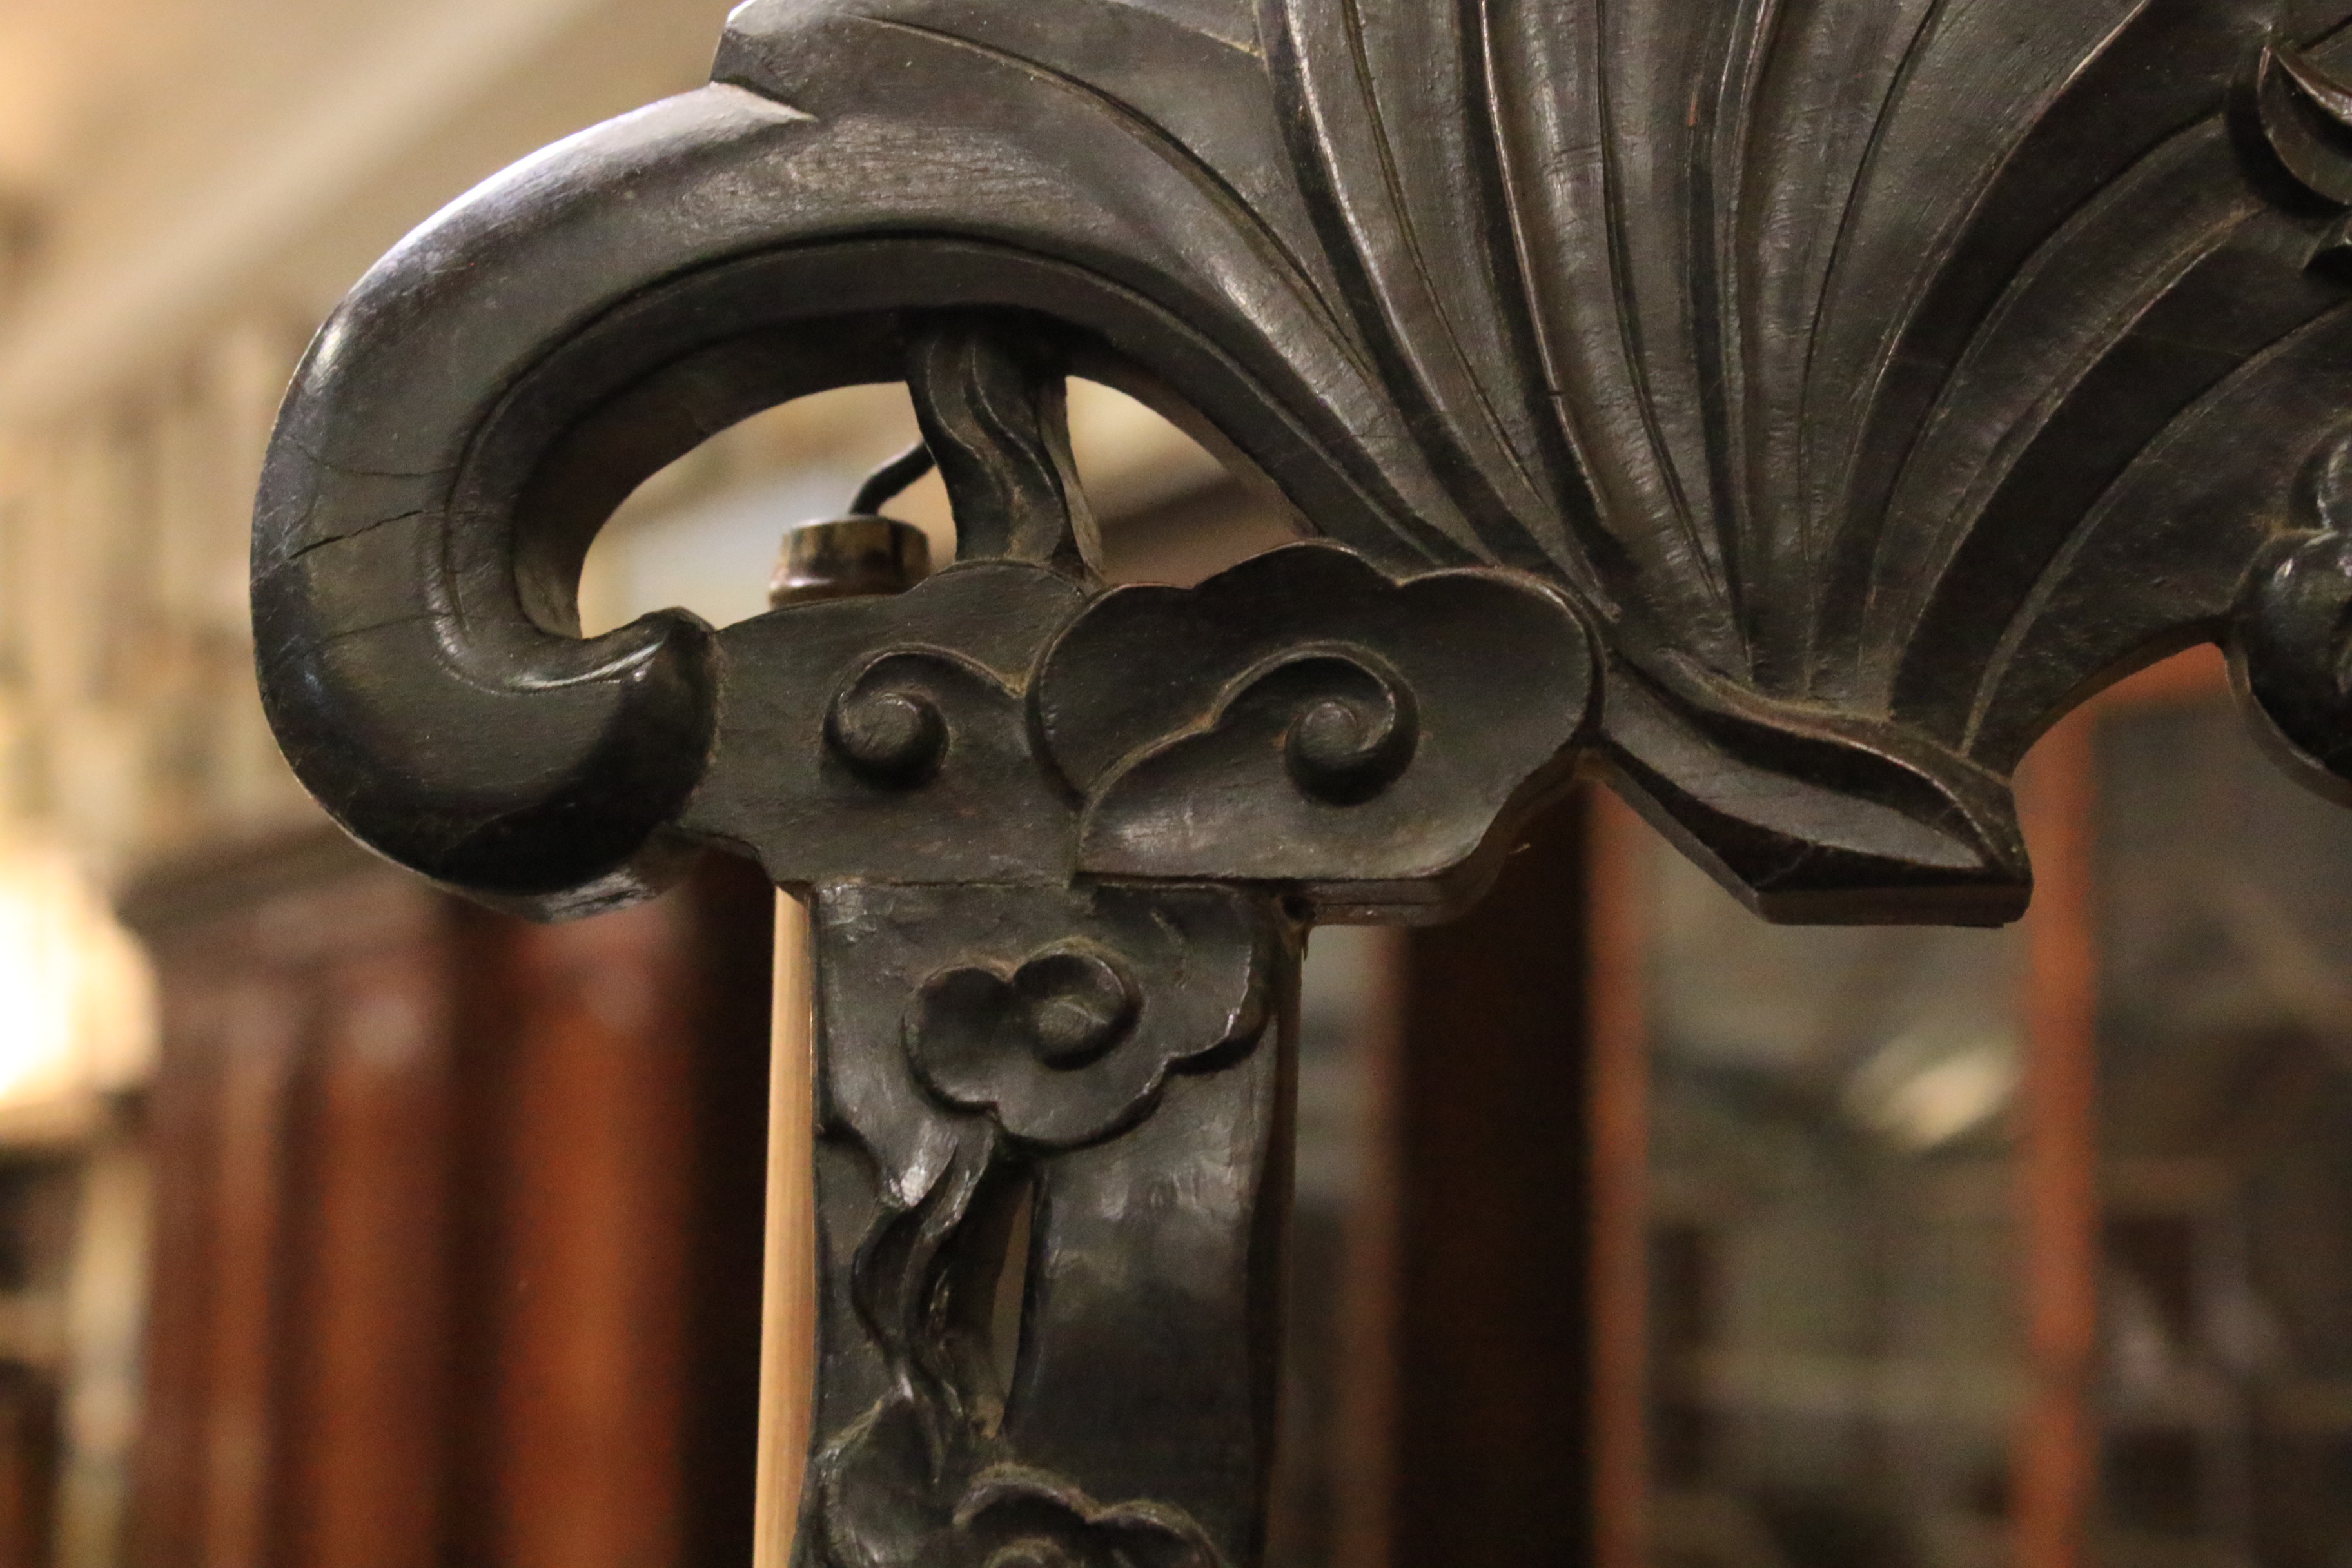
[252,3,2352,1561]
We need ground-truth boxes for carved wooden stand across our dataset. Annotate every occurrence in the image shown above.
[253,4,2352,1562]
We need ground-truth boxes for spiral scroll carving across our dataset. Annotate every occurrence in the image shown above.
[827,655,956,788]
[1275,654,1419,806]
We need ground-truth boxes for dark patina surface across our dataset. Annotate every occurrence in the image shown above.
[253,5,2352,1561]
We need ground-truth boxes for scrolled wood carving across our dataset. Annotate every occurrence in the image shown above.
[248,3,2352,1563]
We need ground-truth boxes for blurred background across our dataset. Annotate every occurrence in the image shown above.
[0,5,2348,1568]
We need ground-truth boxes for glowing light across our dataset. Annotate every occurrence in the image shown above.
[0,838,153,1137]
[1845,1028,2020,1153]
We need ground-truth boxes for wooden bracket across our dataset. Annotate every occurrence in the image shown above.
[248,4,2352,1561]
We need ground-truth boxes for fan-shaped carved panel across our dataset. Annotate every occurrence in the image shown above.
[254,0,2352,925]
[246,6,2352,1566]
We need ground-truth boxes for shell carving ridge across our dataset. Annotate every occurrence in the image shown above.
[700,0,2352,920]
[257,0,2352,924]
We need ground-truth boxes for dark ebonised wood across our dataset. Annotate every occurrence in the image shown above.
[249,5,2352,1562]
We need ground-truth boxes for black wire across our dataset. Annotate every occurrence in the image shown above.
[849,443,937,516]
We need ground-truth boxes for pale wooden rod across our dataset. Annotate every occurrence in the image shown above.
[752,890,818,1568]
[752,513,934,1567]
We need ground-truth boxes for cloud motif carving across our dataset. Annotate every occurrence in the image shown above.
[1035,544,1595,916]
[901,886,1275,1149]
